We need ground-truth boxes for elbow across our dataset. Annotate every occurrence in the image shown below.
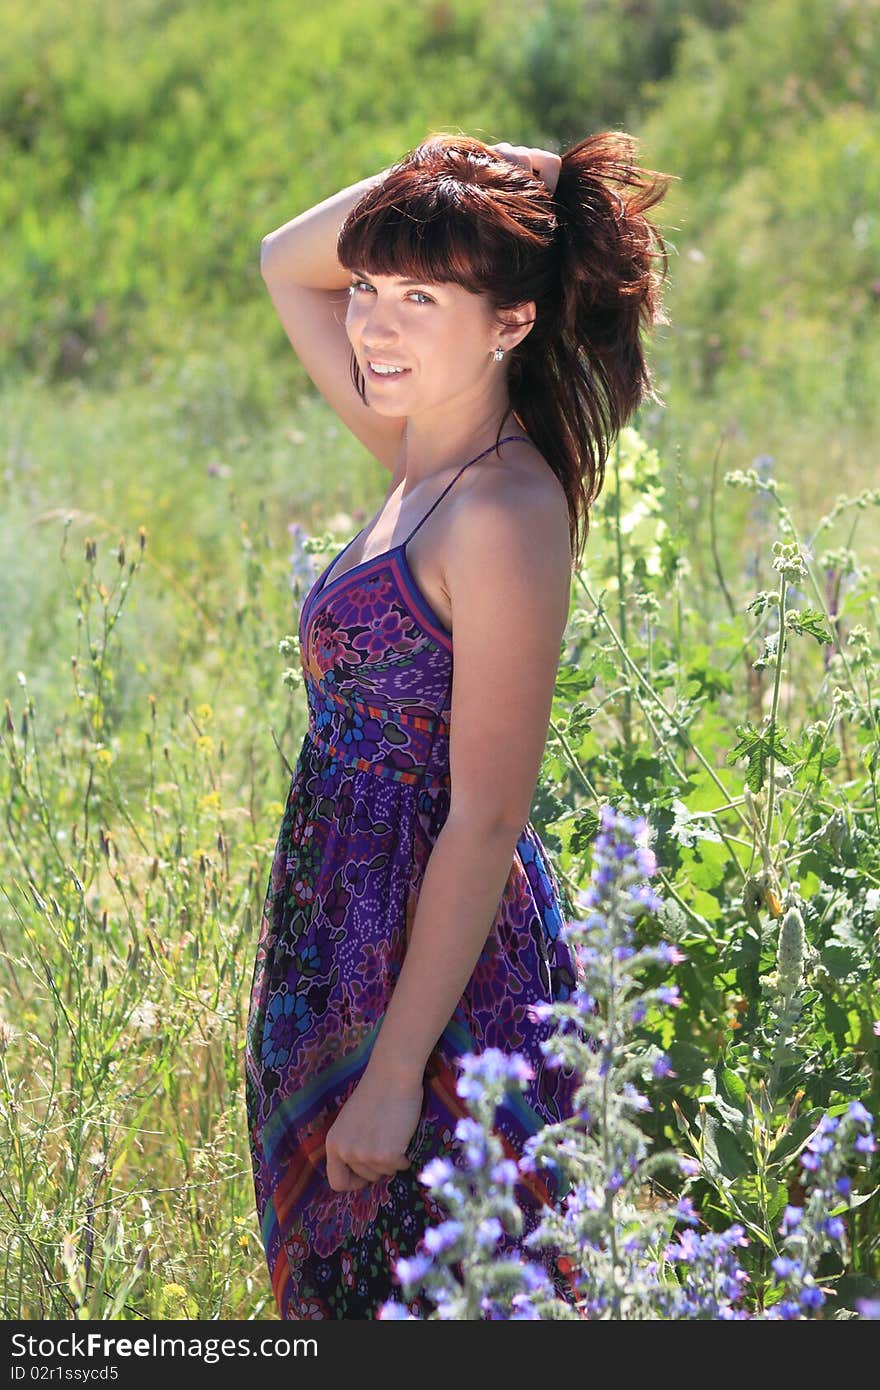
[259,236,275,276]
[444,803,528,844]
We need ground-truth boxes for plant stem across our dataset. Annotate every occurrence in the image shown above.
[764,570,787,846]
[612,439,633,751]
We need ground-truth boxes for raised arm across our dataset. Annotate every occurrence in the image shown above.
[260,167,406,472]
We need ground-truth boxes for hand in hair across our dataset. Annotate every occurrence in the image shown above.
[488,142,561,195]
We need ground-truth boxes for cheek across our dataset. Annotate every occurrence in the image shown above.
[432,317,487,369]
[345,295,376,337]
[344,298,361,334]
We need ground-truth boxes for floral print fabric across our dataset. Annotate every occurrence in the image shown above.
[245,454,583,1319]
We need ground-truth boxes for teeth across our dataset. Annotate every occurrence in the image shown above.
[369,362,406,375]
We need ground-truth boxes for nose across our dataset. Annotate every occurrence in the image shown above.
[353,296,402,349]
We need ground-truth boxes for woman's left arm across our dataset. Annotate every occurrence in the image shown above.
[325,477,571,1191]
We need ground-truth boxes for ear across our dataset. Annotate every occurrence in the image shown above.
[494,301,536,354]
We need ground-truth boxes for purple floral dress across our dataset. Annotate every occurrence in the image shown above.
[245,436,583,1319]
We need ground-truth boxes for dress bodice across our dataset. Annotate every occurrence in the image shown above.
[296,434,530,786]
[299,548,455,787]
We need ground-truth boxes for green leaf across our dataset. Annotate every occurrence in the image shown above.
[822,994,853,1043]
[745,590,778,617]
[769,1108,824,1168]
[669,799,723,848]
[688,838,729,890]
[821,943,865,982]
[569,808,600,854]
[766,1181,789,1226]
[702,1091,750,1137]
[566,703,598,739]
[718,1066,747,1108]
[699,1114,751,1183]
[690,887,723,921]
[785,607,833,644]
[797,733,841,774]
[726,720,797,792]
[554,665,598,697]
[666,1040,709,1086]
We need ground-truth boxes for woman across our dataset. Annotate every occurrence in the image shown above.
[245,132,669,1319]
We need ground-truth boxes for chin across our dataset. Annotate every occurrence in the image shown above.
[366,398,409,419]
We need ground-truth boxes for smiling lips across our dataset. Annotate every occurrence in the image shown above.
[366,360,410,378]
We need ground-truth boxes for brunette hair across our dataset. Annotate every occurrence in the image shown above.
[337,130,672,566]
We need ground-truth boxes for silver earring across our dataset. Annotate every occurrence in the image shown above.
[492,347,505,362]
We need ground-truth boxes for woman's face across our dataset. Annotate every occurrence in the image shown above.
[344,269,504,420]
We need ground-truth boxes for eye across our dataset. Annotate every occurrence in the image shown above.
[348,278,374,296]
[409,291,434,305]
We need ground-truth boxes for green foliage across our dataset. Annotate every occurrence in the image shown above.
[0,0,506,383]
[485,0,746,143]
[639,0,880,478]
[538,429,880,1309]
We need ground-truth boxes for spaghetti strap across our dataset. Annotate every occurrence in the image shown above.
[402,433,531,546]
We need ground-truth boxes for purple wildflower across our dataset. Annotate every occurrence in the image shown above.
[799,1285,825,1312]
[419,1156,456,1190]
[378,1300,416,1320]
[674,1196,699,1227]
[652,1053,675,1079]
[475,1218,504,1251]
[423,1221,465,1256]
[396,1251,434,1286]
[456,1048,534,1099]
[772,1256,798,1281]
[526,1001,554,1023]
[847,1101,873,1126]
[657,943,687,965]
[455,1116,488,1168]
[822,1216,845,1242]
[772,1300,801,1320]
[623,1083,652,1113]
[655,986,682,1007]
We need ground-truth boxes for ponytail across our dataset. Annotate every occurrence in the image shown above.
[507,132,671,564]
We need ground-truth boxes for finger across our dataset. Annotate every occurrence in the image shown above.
[511,146,536,174]
[528,147,561,167]
[534,152,562,178]
[345,1152,411,1183]
[326,1152,365,1192]
[351,1154,407,1183]
[489,142,533,175]
[329,1165,370,1193]
[337,1150,388,1184]
[349,1163,385,1184]
[528,151,562,192]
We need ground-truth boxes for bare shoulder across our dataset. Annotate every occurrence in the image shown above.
[445,439,572,621]
[442,438,572,829]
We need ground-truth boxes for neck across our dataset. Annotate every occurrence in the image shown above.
[394,384,521,486]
